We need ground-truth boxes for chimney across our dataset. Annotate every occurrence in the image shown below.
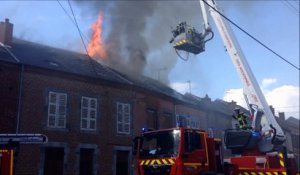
[228,100,237,109]
[278,112,285,122]
[269,105,275,115]
[0,18,13,46]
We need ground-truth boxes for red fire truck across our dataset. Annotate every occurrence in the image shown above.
[0,134,48,175]
[0,148,14,175]
[133,127,299,175]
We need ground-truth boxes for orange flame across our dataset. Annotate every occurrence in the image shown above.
[88,13,106,59]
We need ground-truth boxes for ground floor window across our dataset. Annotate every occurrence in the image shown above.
[43,147,64,175]
[79,148,94,175]
[116,150,129,175]
[113,146,132,175]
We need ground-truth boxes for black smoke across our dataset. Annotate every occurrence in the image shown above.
[75,0,205,84]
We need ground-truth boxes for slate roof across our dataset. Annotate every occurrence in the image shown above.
[285,117,300,128]
[0,38,191,104]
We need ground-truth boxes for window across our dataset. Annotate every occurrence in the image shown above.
[43,147,65,175]
[159,112,173,129]
[79,148,94,175]
[184,131,202,152]
[176,115,188,127]
[81,97,97,131]
[117,102,131,134]
[47,91,67,128]
[176,115,200,129]
[146,109,158,130]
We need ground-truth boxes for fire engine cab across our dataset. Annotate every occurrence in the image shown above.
[0,134,48,175]
[134,127,299,175]
[134,127,223,175]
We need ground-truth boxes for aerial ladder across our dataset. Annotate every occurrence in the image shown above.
[133,1,299,173]
[169,0,286,154]
[163,0,299,174]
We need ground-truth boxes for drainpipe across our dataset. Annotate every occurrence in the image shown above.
[16,64,24,133]
[174,103,177,127]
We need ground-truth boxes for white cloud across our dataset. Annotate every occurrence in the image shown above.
[264,85,299,119]
[261,78,277,88]
[223,84,299,119]
[223,88,247,108]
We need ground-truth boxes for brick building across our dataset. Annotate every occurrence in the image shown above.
[1,18,299,174]
[0,18,208,175]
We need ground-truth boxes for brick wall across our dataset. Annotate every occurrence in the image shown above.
[0,62,20,133]
[13,65,205,175]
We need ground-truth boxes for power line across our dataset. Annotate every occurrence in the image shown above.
[56,0,89,42]
[57,0,100,76]
[274,106,300,109]
[202,0,300,71]
[280,0,300,16]
[283,0,300,14]
[56,0,133,84]
[67,0,89,56]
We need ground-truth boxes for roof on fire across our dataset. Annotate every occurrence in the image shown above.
[0,38,193,104]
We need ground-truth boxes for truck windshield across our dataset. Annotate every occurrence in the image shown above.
[139,129,180,159]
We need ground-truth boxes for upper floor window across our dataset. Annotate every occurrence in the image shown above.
[81,97,97,131]
[117,102,131,134]
[47,91,67,128]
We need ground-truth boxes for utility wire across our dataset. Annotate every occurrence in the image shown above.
[57,0,98,75]
[202,0,300,71]
[57,0,133,84]
[280,0,300,16]
[56,0,89,42]
[274,106,300,109]
[67,0,89,56]
[283,0,300,14]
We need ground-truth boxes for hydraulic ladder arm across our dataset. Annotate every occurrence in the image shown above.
[199,0,285,152]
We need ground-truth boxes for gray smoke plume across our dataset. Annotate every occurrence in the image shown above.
[75,1,205,84]
[75,1,257,84]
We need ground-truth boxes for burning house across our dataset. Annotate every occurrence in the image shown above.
[0,17,299,175]
[0,18,209,175]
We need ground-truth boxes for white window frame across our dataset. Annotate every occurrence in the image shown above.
[176,115,200,129]
[81,97,97,131]
[47,91,67,128]
[116,102,131,134]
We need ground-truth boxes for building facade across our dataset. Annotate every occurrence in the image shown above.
[1,18,299,174]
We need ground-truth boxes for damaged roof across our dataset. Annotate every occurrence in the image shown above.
[0,38,192,104]
[0,39,133,85]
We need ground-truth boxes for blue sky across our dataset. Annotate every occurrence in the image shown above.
[0,1,299,119]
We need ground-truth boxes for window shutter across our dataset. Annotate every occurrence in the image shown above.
[90,110,96,119]
[47,92,67,128]
[81,97,97,130]
[90,99,96,108]
[58,94,67,127]
[49,92,57,103]
[116,102,131,134]
[82,108,88,119]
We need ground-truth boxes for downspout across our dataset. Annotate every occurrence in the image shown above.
[174,102,177,127]
[16,64,24,133]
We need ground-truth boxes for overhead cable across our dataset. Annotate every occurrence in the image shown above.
[56,0,89,42]
[283,0,300,14]
[67,0,89,56]
[202,0,300,71]
[57,1,133,84]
